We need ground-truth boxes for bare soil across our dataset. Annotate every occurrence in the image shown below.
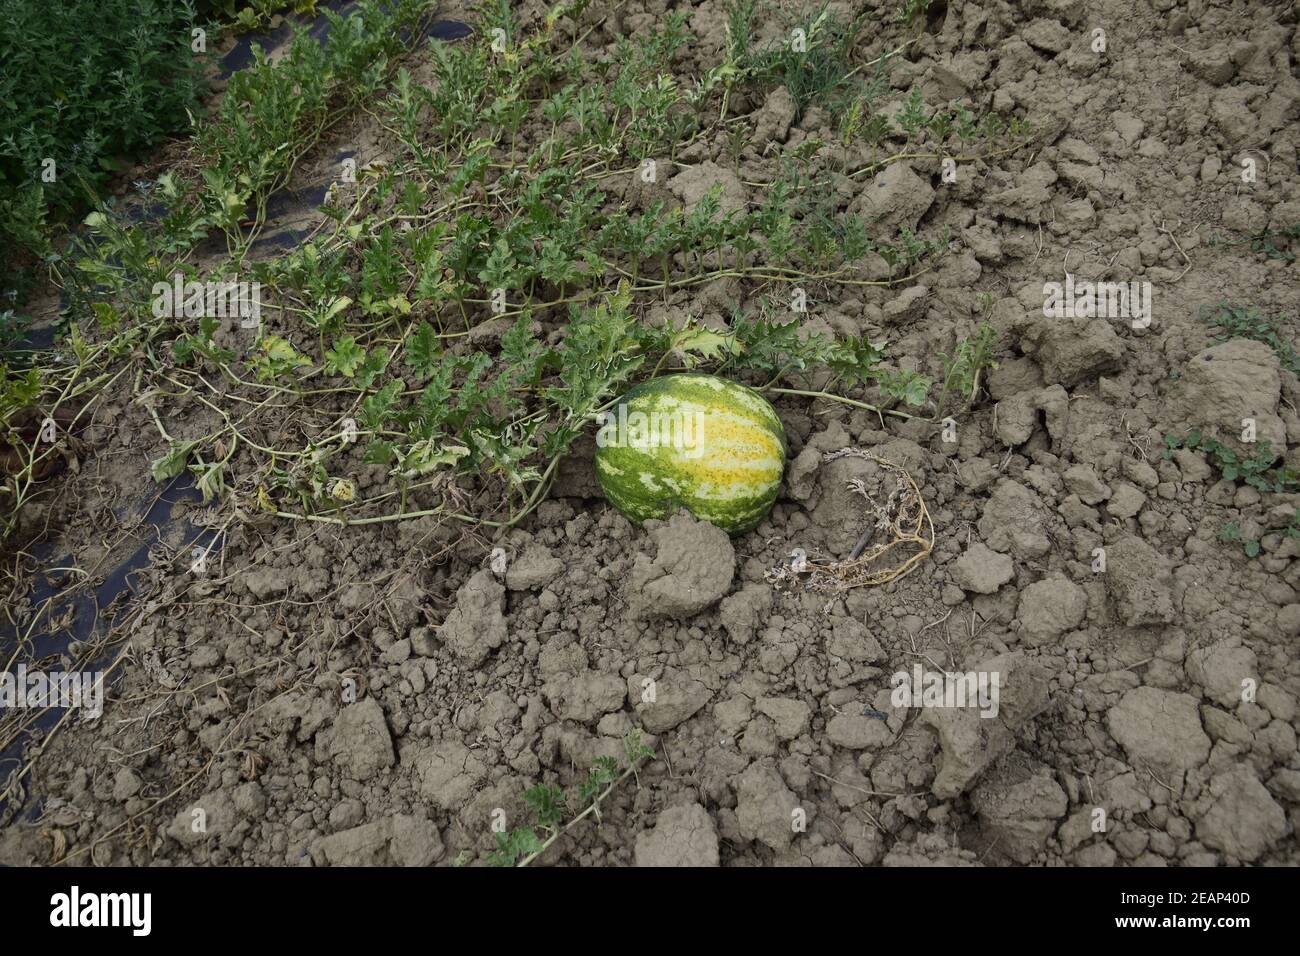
[2,0,1299,867]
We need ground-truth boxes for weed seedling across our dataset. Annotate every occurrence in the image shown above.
[1199,302,1300,377]
[1163,431,1300,494]
[488,730,655,866]
[1218,522,1261,558]
[1209,224,1300,264]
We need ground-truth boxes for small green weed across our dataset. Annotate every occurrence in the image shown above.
[937,322,999,417]
[488,730,655,867]
[1217,522,1260,558]
[1208,224,1300,264]
[895,0,936,25]
[1167,429,1300,559]
[1219,512,1300,559]
[1163,430,1300,493]
[742,5,869,116]
[1199,302,1300,377]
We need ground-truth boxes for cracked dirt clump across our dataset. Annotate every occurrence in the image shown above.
[626,511,735,619]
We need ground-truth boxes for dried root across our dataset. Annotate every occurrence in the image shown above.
[767,447,934,592]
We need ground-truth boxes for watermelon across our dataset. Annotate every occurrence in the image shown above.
[593,373,787,535]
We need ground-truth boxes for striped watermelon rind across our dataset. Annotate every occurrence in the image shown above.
[593,373,787,535]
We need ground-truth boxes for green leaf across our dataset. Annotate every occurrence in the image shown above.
[360,381,402,429]
[523,783,566,830]
[577,757,620,805]
[91,302,119,331]
[416,360,456,427]
[416,248,450,302]
[310,295,352,331]
[623,729,654,765]
[325,336,366,377]
[829,335,887,386]
[670,324,741,367]
[901,377,929,406]
[251,336,312,382]
[499,315,543,375]
[404,321,441,379]
[393,440,469,479]
[150,440,195,482]
[363,439,396,466]
[354,348,390,389]
[879,369,931,407]
[478,235,518,290]
[487,827,541,867]
[191,462,226,502]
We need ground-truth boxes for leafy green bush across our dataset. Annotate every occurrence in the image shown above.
[0,0,207,299]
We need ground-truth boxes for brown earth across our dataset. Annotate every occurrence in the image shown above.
[2,0,1299,867]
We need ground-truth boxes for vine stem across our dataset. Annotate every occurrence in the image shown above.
[765,386,934,423]
[271,505,490,528]
[505,452,564,528]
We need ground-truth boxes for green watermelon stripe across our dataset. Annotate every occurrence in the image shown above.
[595,462,776,515]
[594,374,786,535]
